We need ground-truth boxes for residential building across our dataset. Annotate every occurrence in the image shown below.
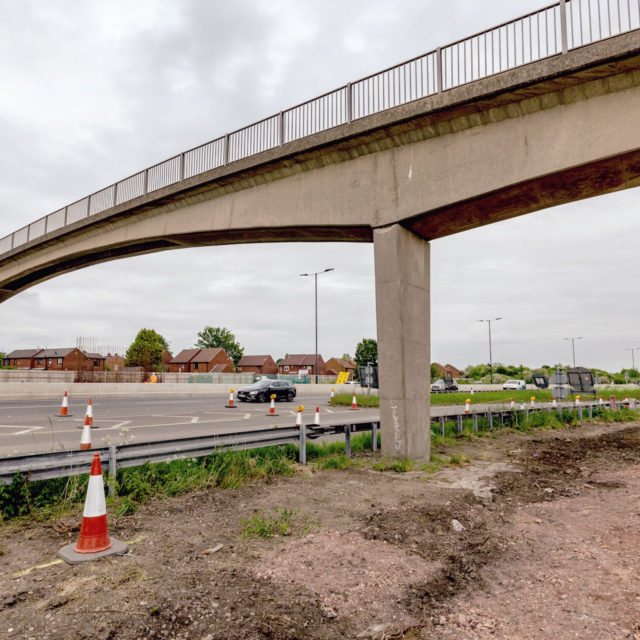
[3,349,44,369]
[325,357,357,378]
[168,348,234,373]
[105,353,125,371]
[433,363,463,379]
[236,355,277,375]
[278,354,326,377]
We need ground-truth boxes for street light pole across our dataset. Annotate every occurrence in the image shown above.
[625,347,640,380]
[563,336,583,368]
[478,317,502,384]
[300,268,334,384]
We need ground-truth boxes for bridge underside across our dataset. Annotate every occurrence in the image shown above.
[1,33,640,459]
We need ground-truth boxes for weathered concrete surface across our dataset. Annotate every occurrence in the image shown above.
[374,225,430,461]
[1,34,639,300]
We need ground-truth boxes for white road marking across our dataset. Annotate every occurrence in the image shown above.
[190,417,199,423]
[0,425,46,435]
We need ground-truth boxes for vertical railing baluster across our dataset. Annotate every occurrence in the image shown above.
[436,47,443,92]
[560,0,569,53]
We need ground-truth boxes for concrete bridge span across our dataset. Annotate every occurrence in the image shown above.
[1,20,639,460]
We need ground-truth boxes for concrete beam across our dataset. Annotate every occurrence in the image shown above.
[374,224,430,461]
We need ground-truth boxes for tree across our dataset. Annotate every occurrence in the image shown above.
[125,328,169,372]
[196,326,244,364]
[354,338,377,369]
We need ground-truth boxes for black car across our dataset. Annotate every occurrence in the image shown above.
[236,379,296,403]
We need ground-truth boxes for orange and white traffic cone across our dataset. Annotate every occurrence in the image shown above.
[84,398,93,427]
[266,394,278,416]
[57,453,127,564]
[470,386,474,395]
[351,392,358,410]
[79,420,91,450]
[598,395,604,406]
[314,406,320,426]
[552,397,557,409]
[464,399,470,414]
[58,391,71,416]
[295,408,303,428]
[510,398,515,410]
[624,395,629,406]
[225,388,236,409]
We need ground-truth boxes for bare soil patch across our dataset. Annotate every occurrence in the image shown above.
[2,421,640,639]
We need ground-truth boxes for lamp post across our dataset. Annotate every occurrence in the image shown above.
[478,317,502,384]
[299,268,334,383]
[563,336,583,368]
[625,347,640,381]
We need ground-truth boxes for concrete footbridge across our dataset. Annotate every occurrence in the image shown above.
[1,0,639,460]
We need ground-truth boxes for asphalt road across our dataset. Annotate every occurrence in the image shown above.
[0,394,558,457]
[0,395,380,457]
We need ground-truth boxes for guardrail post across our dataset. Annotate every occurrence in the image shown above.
[439,416,445,436]
[299,422,307,465]
[457,414,463,434]
[108,444,117,497]
[588,405,593,418]
[346,83,353,123]
[499,411,504,428]
[472,413,478,433]
[488,411,493,429]
[559,0,568,54]
[436,47,443,93]
[371,422,377,452]
[579,407,583,421]
[345,425,352,458]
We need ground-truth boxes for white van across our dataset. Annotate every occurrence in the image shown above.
[503,379,526,390]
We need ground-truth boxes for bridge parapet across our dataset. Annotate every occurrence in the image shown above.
[1,0,638,258]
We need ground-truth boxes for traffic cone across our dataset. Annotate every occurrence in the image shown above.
[552,397,557,408]
[295,407,303,428]
[624,395,629,406]
[225,388,236,409]
[57,453,127,564]
[530,396,535,408]
[79,421,91,450]
[598,395,604,405]
[84,398,93,427]
[58,391,71,417]
[510,398,515,410]
[351,392,358,410]
[470,386,474,395]
[575,395,581,407]
[314,406,320,426]
[520,400,524,410]
[464,399,470,414]
[328,388,335,405]
[266,394,278,416]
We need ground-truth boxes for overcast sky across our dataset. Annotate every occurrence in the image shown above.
[0,0,638,372]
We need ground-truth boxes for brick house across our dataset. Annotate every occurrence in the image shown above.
[278,354,326,377]
[3,349,44,369]
[189,348,234,373]
[168,349,200,373]
[433,363,463,379]
[169,348,234,373]
[236,355,277,375]
[39,348,105,371]
[105,353,125,371]
[325,357,356,377]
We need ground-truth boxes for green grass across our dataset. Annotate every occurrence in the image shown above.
[241,507,296,538]
[0,445,297,523]
[330,393,380,408]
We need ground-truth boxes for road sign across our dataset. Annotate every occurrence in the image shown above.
[336,371,350,384]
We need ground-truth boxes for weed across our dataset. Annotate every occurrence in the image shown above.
[371,457,414,472]
[241,508,296,538]
[320,455,353,470]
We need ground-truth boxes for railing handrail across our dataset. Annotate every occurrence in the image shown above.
[1,0,638,256]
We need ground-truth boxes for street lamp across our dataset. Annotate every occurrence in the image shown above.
[478,317,502,384]
[299,268,334,383]
[563,336,583,368]
[625,347,640,381]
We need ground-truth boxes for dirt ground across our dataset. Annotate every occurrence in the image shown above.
[1,420,640,640]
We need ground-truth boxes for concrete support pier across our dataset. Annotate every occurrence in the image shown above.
[374,224,430,461]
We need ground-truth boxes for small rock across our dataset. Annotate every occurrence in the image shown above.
[543,488,554,494]
[203,544,224,555]
[438,616,447,625]
[451,519,466,532]
[457,613,467,625]
[357,623,392,639]
[320,603,338,619]
[535,518,543,524]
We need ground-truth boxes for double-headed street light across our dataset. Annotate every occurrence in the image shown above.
[478,317,502,384]
[300,268,334,383]
[563,336,583,368]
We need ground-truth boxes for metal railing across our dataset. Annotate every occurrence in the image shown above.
[1,0,638,258]
[1,397,632,487]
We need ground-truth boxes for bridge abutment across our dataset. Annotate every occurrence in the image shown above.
[374,224,430,461]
